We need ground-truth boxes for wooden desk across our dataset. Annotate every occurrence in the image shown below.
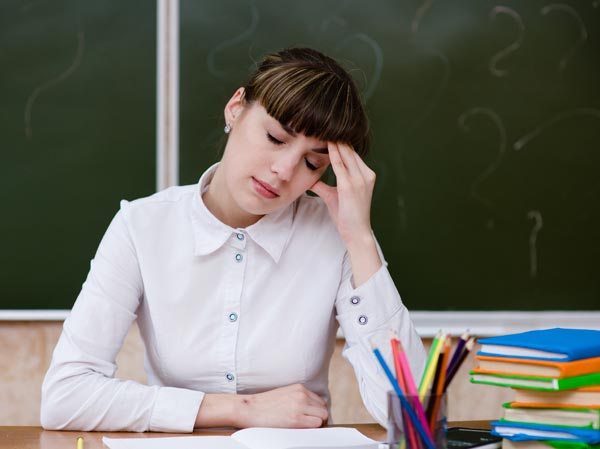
[0,422,490,449]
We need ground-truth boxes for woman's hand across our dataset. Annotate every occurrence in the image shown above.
[309,142,375,246]
[309,143,382,287]
[196,384,328,429]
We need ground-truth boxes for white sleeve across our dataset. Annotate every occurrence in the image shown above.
[335,250,427,428]
[40,201,204,432]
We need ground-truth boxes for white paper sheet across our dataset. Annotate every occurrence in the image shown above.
[102,436,246,449]
[102,427,379,449]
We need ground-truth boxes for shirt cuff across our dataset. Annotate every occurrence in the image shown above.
[149,387,204,433]
[336,264,403,346]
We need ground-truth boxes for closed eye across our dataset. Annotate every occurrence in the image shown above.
[305,159,318,171]
[267,131,321,171]
[266,132,283,145]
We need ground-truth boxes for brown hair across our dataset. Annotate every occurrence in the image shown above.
[242,47,370,157]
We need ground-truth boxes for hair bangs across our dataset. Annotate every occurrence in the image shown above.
[244,49,370,156]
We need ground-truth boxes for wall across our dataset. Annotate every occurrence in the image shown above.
[0,322,511,426]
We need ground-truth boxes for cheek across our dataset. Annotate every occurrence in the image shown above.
[293,171,321,193]
[224,135,264,168]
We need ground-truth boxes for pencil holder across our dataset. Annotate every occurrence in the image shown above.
[386,391,447,449]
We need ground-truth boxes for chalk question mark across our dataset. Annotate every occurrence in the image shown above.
[411,0,433,34]
[335,33,383,101]
[540,4,588,77]
[207,1,259,78]
[514,108,600,151]
[488,6,525,77]
[458,107,507,217]
[24,22,85,140]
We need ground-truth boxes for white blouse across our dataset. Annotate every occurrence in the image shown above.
[41,164,426,433]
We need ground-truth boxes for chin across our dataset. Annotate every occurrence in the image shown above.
[236,197,277,217]
[239,196,291,217]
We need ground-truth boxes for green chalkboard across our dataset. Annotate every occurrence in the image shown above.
[179,0,600,310]
[0,1,156,309]
[1,1,598,311]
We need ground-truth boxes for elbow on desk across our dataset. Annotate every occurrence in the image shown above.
[40,367,92,431]
[40,399,68,430]
[40,400,67,431]
[40,379,76,430]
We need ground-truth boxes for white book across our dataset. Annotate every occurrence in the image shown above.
[479,344,566,360]
[102,427,379,449]
[492,425,577,439]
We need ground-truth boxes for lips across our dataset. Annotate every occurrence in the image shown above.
[252,177,280,199]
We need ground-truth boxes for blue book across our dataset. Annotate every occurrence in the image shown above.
[478,328,600,362]
[492,420,600,444]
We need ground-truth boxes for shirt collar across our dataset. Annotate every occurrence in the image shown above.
[190,163,294,263]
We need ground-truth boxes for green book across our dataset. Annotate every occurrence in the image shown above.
[502,440,600,449]
[470,370,600,391]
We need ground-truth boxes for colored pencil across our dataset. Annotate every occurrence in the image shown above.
[426,343,445,421]
[419,331,446,401]
[429,339,450,432]
[391,336,408,393]
[393,333,435,443]
[444,337,475,391]
[446,330,469,376]
[391,333,423,449]
[371,342,437,449]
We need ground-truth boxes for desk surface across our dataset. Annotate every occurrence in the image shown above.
[0,422,490,449]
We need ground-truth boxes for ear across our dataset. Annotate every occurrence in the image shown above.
[224,87,246,126]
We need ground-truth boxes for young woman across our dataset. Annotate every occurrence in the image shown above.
[41,47,426,433]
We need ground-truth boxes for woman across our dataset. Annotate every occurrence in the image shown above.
[41,47,426,433]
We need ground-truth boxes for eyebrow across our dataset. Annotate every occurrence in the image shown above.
[279,123,329,154]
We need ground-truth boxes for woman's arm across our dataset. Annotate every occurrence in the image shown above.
[41,204,203,432]
[311,143,427,427]
[334,259,427,427]
[309,142,381,287]
[42,202,329,432]
[195,384,328,428]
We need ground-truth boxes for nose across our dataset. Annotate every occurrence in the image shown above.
[271,151,300,182]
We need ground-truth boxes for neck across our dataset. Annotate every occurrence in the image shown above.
[202,166,262,229]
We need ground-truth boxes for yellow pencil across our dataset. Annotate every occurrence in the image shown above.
[418,331,447,401]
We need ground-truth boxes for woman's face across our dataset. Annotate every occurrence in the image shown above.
[214,89,331,226]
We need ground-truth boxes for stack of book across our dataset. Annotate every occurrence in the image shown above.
[469,328,600,449]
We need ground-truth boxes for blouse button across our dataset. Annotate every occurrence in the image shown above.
[235,253,243,262]
[358,315,368,325]
[350,296,361,305]
[236,233,244,241]
[228,312,238,322]
[226,373,235,382]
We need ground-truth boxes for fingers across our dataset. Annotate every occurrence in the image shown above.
[334,142,362,179]
[238,384,329,429]
[327,142,348,181]
[298,415,326,428]
[328,142,375,188]
[352,148,376,182]
[289,384,328,425]
[301,405,329,426]
[302,386,327,408]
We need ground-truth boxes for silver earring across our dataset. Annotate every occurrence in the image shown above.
[224,123,231,134]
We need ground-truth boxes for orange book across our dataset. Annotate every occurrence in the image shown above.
[475,354,600,378]
[511,385,600,409]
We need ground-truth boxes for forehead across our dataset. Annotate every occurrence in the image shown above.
[250,102,328,146]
